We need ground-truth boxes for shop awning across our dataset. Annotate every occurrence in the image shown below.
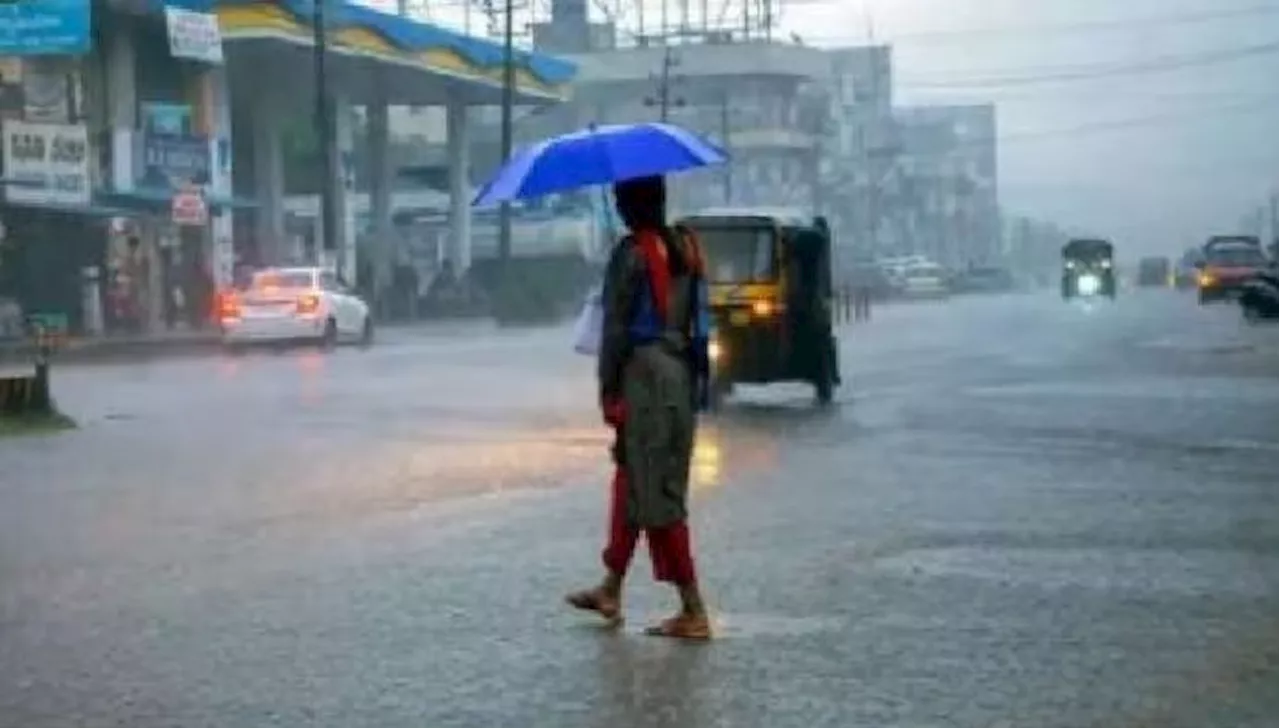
[0,198,137,217]
[97,187,259,212]
[155,0,576,105]
[0,177,43,189]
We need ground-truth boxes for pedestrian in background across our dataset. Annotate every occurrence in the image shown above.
[565,175,713,640]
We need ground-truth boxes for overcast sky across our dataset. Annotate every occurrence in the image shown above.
[782,0,1279,255]
[373,0,1278,256]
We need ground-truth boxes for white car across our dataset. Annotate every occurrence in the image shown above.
[900,264,951,300]
[220,267,373,348]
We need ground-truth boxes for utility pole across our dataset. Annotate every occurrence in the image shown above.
[720,92,732,203]
[803,85,827,219]
[313,0,338,273]
[496,0,515,271]
[1269,189,1278,244]
[646,46,682,122]
[862,15,882,259]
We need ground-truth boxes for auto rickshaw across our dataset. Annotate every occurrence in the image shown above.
[1061,238,1116,299]
[677,208,841,406]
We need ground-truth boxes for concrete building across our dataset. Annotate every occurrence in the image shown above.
[570,41,835,215]
[815,44,895,270]
[451,38,835,221]
[0,0,240,336]
[888,104,999,269]
[454,35,901,281]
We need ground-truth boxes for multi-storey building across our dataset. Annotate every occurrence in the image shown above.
[498,39,834,219]
[889,104,999,268]
[816,44,895,270]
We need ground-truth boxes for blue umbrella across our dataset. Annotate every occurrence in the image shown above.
[473,122,728,208]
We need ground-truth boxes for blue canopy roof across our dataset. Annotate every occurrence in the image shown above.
[159,0,577,87]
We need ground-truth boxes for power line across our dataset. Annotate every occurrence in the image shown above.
[902,88,1279,103]
[896,99,1275,155]
[644,46,685,121]
[999,98,1275,142]
[897,43,1278,89]
[802,4,1278,47]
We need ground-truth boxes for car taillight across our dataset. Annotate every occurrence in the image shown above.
[217,292,240,320]
[296,293,321,315]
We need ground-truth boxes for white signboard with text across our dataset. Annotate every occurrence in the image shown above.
[2,120,90,206]
[165,6,223,64]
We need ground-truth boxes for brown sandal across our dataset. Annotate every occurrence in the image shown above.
[565,588,624,625]
[644,613,713,640]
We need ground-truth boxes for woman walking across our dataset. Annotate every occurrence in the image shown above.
[565,175,713,640]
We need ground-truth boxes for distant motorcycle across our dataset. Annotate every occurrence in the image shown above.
[1238,267,1278,322]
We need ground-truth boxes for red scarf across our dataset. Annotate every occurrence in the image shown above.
[633,227,704,325]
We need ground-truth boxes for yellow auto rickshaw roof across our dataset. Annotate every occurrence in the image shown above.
[679,206,812,229]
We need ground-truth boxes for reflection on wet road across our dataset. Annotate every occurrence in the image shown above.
[0,292,1274,727]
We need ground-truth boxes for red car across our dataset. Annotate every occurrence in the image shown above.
[1197,236,1269,304]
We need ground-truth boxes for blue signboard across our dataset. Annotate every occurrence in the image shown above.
[137,133,210,190]
[0,0,91,56]
[142,103,192,136]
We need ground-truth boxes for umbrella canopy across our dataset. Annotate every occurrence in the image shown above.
[473,122,728,208]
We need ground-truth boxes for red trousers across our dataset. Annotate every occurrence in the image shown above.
[601,467,697,586]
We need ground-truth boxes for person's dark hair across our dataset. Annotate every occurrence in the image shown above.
[613,175,666,232]
[613,175,687,276]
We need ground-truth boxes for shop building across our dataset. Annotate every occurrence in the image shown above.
[0,0,232,336]
[0,0,576,335]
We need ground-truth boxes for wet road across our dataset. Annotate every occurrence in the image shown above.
[1,292,1275,727]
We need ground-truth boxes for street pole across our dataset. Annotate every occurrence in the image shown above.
[657,46,675,122]
[658,50,669,122]
[313,0,338,271]
[645,48,681,123]
[1269,190,1278,244]
[497,0,515,273]
[720,92,732,203]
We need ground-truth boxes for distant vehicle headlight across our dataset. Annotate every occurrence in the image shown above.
[708,339,722,362]
[1065,260,1077,270]
[1100,259,1112,269]
[1078,273,1101,296]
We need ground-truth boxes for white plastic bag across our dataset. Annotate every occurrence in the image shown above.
[572,284,604,356]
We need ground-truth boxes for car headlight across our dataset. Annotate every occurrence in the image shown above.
[1077,273,1101,295]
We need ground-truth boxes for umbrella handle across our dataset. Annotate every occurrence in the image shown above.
[599,186,620,241]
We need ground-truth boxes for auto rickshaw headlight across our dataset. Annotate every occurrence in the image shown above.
[1077,273,1101,296]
